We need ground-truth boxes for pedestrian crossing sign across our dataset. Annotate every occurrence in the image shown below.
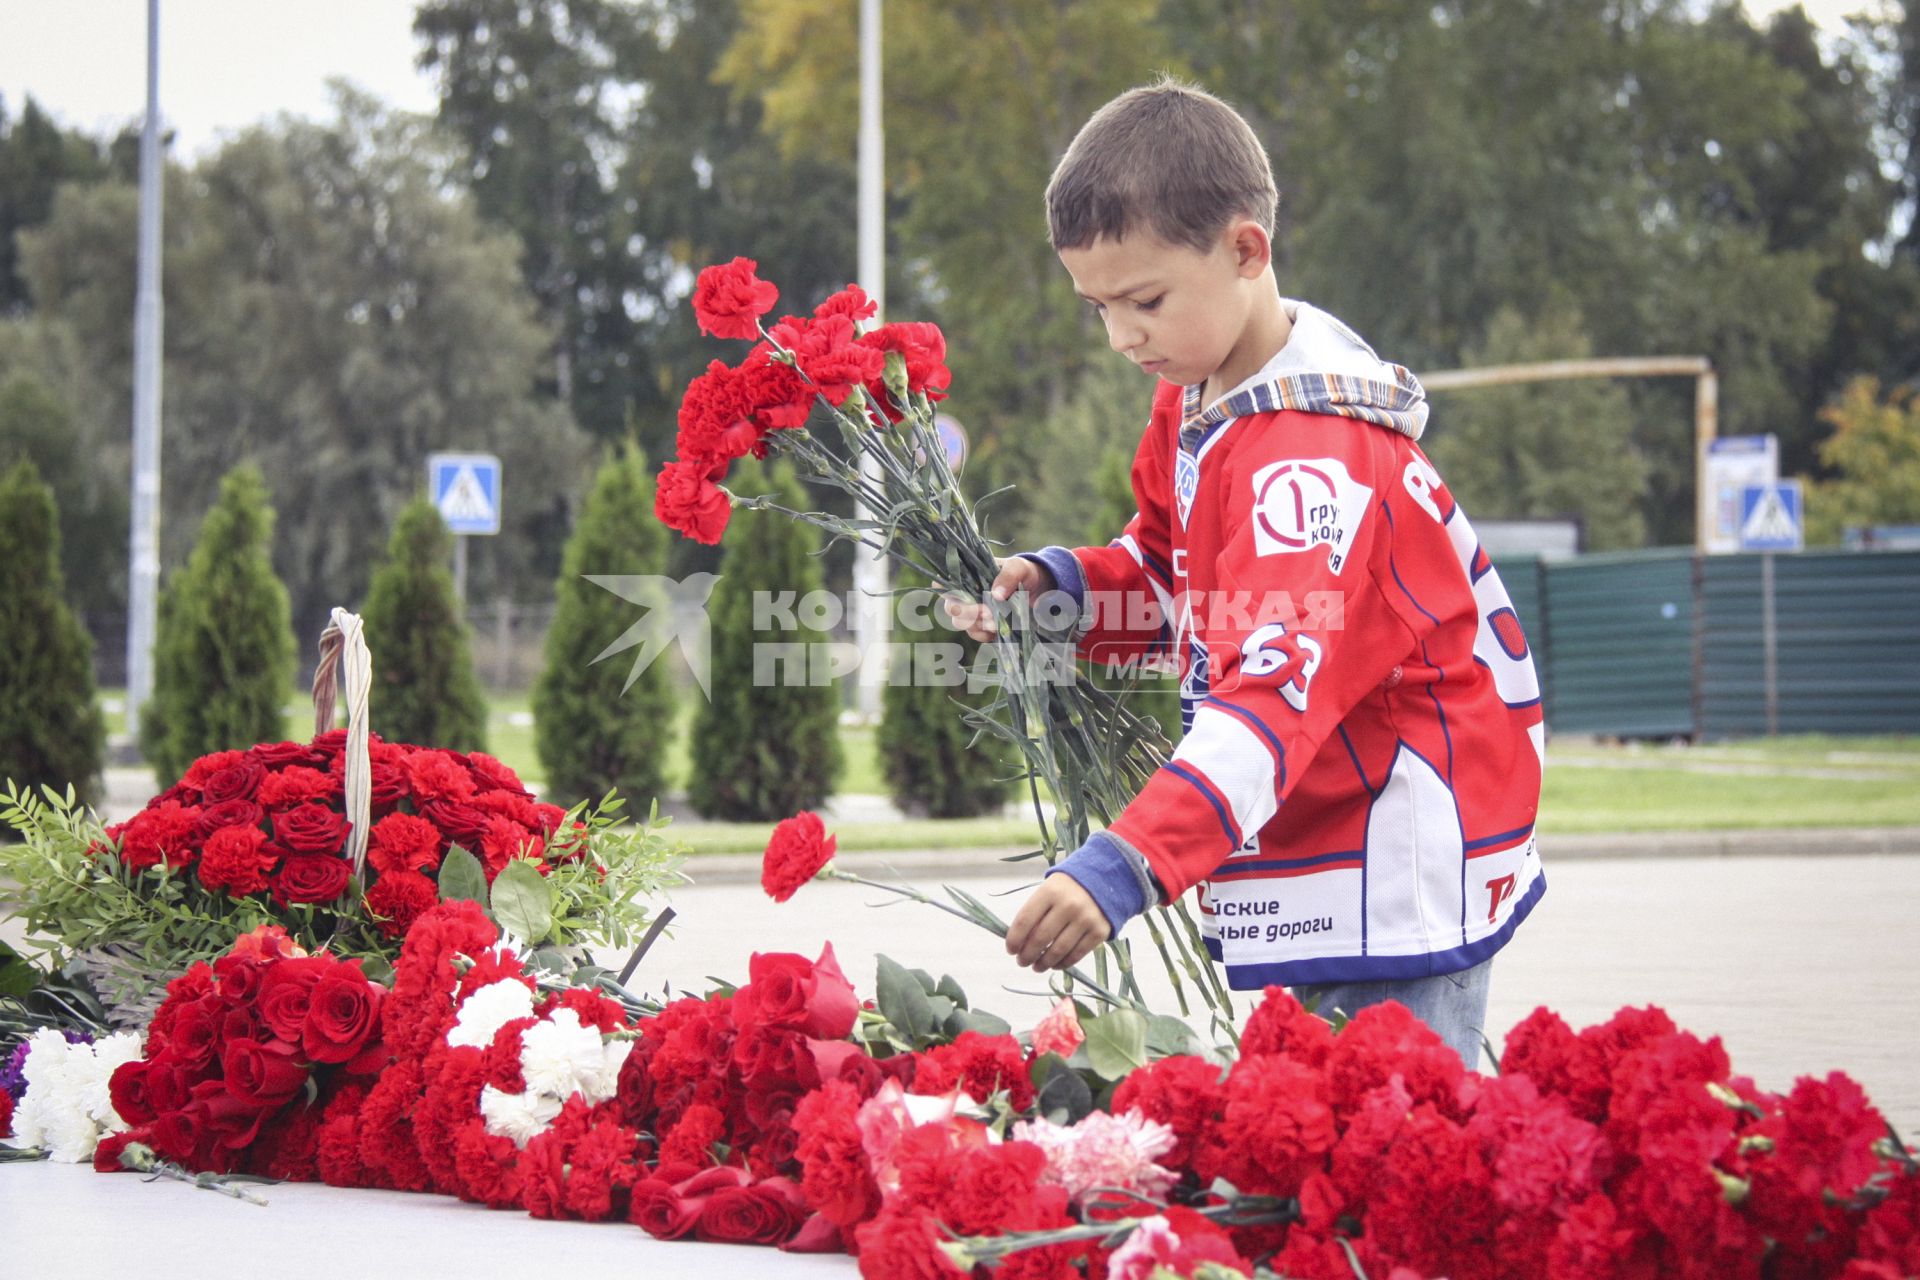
[1738,480,1802,552]
[428,453,502,535]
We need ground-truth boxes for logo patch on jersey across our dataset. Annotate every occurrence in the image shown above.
[1174,451,1200,528]
[1248,458,1374,572]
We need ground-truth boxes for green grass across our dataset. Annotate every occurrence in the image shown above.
[96,687,1920,842]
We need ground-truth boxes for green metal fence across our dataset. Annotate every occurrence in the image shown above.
[1490,549,1920,739]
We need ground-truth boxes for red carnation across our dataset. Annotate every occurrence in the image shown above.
[740,343,816,430]
[793,1079,881,1228]
[677,359,766,468]
[196,824,281,897]
[368,811,444,876]
[761,811,836,902]
[911,1031,1035,1112]
[693,256,779,340]
[771,312,885,407]
[116,800,202,872]
[1111,1053,1227,1171]
[364,870,440,939]
[404,750,478,804]
[860,321,951,418]
[0,1086,14,1140]
[274,802,350,855]
[814,283,878,324]
[257,766,340,809]
[655,458,733,545]
[852,1205,964,1278]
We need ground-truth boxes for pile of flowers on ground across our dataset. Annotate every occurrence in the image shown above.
[0,729,682,1016]
[5,885,1913,1280]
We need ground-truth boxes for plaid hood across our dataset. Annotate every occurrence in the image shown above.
[1177,301,1429,451]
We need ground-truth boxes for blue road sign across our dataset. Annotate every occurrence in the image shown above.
[428,453,502,535]
[1738,480,1803,552]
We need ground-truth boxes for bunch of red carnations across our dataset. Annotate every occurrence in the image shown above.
[654,256,952,545]
[94,925,386,1178]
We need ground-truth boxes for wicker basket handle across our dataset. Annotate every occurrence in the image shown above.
[312,608,372,880]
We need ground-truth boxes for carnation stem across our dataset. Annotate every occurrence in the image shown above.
[823,867,1132,1010]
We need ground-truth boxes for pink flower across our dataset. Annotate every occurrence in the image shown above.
[1106,1206,1253,1279]
[1010,1110,1177,1208]
[1031,997,1085,1058]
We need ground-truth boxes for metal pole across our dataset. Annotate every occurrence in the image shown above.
[1695,367,1719,554]
[124,0,164,744]
[1761,552,1779,736]
[851,0,889,719]
[453,535,469,611]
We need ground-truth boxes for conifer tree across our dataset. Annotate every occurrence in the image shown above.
[877,564,1010,817]
[360,497,489,752]
[533,444,675,805]
[0,460,104,808]
[140,465,297,787]
[688,459,841,819]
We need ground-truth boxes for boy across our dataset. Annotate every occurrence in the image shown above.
[955,79,1545,1066]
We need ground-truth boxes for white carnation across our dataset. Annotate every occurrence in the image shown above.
[517,1009,609,1101]
[6,1029,145,1162]
[575,1036,634,1106]
[478,1084,562,1148]
[448,979,537,1050]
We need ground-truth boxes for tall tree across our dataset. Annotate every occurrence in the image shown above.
[533,442,675,805]
[14,91,593,638]
[1802,377,1920,546]
[140,466,296,788]
[718,0,1175,527]
[360,498,489,753]
[0,95,108,317]
[0,460,104,808]
[0,368,126,618]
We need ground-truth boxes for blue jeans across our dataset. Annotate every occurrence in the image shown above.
[1290,957,1495,1071]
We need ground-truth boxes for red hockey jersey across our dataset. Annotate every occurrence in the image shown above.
[1041,303,1545,988]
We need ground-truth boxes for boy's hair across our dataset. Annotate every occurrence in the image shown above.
[1046,77,1278,254]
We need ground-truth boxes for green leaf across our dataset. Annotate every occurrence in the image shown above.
[934,973,969,1010]
[944,1007,1012,1039]
[1036,1062,1094,1126]
[1082,1007,1149,1081]
[490,858,554,943]
[0,938,40,999]
[924,994,957,1025]
[437,845,488,906]
[875,954,936,1044]
[1146,1013,1202,1060]
[908,967,939,996]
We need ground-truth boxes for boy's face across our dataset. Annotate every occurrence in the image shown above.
[1059,223,1266,391]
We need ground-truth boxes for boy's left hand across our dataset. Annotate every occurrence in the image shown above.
[1006,875,1110,972]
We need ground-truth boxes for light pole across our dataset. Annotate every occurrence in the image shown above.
[851,0,890,719]
[124,0,165,746]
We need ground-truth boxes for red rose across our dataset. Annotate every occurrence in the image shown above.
[194,798,264,839]
[249,740,321,770]
[692,256,779,340]
[180,749,248,793]
[654,458,733,545]
[272,853,352,907]
[273,802,349,855]
[368,811,444,875]
[761,811,836,902]
[221,1038,308,1107]
[465,752,527,797]
[108,1060,157,1126]
[629,1178,707,1240]
[196,824,281,897]
[258,956,331,1043]
[734,942,859,1041]
[696,1176,810,1245]
[420,798,490,848]
[367,761,409,814]
[364,869,439,939]
[303,969,384,1064]
[677,359,766,469]
[200,759,267,804]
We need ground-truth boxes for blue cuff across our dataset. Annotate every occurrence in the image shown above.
[1047,832,1148,936]
[1016,546,1087,611]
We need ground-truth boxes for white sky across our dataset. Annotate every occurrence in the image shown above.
[0,0,1898,159]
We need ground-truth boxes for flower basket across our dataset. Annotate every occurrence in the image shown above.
[1,608,684,1028]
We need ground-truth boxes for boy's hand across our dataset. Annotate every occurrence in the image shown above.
[942,557,1054,641]
[1006,874,1110,973]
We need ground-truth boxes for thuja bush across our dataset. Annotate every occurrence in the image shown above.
[687,459,842,820]
[878,563,1011,817]
[0,460,105,808]
[533,443,675,806]
[360,497,488,753]
[140,464,296,788]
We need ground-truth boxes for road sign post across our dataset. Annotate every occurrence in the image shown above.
[428,453,503,606]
